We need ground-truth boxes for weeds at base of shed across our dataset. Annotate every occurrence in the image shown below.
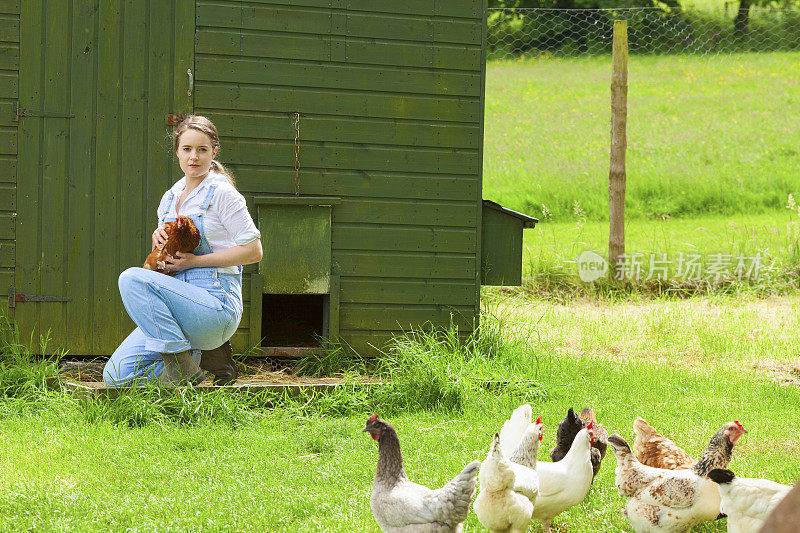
[289,337,371,377]
[0,315,63,403]
[0,310,544,429]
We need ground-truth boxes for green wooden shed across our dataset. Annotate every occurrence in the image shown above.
[1,0,536,358]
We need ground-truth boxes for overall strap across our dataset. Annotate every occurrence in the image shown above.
[165,191,175,212]
[198,183,218,216]
[160,191,176,224]
[196,181,242,274]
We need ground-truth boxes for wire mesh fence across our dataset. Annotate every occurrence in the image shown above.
[482,6,799,244]
[488,7,800,59]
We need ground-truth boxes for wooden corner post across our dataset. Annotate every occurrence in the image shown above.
[608,20,628,278]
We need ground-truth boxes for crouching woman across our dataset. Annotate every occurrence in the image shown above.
[103,115,262,387]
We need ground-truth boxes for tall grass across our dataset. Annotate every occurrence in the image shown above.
[516,207,800,298]
[0,308,541,429]
[0,315,62,410]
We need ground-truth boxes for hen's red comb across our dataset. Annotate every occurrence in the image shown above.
[587,421,594,430]
[368,414,378,423]
[535,415,542,424]
[734,420,744,429]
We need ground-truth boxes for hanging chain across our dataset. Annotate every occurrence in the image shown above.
[293,112,301,196]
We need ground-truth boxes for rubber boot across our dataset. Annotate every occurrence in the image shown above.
[159,350,206,386]
[200,341,238,386]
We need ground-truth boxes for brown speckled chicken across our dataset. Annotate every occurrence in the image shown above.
[143,216,200,275]
[608,423,748,532]
[633,417,695,470]
[633,418,747,473]
[364,415,479,532]
[608,434,722,532]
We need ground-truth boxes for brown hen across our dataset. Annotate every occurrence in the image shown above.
[143,215,200,275]
[632,417,695,470]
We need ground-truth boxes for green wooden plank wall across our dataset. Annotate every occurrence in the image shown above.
[196,0,486,351]
[15,1,188,355]
[0,0,18,298]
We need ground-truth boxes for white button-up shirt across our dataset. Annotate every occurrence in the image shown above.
[157,171,261,275]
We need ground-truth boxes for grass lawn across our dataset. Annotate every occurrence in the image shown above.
[483,51,800,222]
[0,295,798,532]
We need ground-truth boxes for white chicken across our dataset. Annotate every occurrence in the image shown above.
[499,403,532,457]
[708,468,793,533]
[364,415,480,532]
[509,416,544,469]
[608,433,723,532]
[474,432,539,533]
[533,425,596,532]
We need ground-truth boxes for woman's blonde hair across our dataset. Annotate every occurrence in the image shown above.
[172,115,236,187]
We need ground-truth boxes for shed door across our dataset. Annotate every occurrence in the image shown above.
[15,1,194,354]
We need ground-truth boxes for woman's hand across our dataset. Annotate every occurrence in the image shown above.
[151,226,169,251]
[157,251,197,273]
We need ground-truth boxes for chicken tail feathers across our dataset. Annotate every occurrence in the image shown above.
[445,460,480,496]
[708,468,736,485]
[499,404,532,456]
[456,460,481,481]
[437,460,480,523]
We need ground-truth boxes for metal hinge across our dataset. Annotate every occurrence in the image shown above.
[8,286,72,308]
[13,102,75,122]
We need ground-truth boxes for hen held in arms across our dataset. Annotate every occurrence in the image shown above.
[143,216,201,275]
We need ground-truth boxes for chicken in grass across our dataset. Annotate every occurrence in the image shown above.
[509,416,544,470]
[689,421,747,477]
[550,407,608,478]
[607,423,748,533]
[534,425,596,532]
[363,415,480,532]
[498,403,532,458]
[708,468,793,533]
[608,434,718,532]
[143,215,201,275]
[633,417,696,470]
[759,480,800,532]
[474,432,539,533]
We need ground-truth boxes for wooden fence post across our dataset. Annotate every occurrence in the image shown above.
[608,20,628,279]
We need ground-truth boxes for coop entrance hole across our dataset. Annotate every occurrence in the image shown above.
[261,294,326,347]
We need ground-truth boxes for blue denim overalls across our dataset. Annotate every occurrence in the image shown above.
[103,182,243,387]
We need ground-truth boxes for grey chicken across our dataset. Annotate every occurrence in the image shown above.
[364,415,480,532]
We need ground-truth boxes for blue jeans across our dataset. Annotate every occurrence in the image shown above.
[103,267,242,387]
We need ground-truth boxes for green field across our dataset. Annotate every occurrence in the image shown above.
[1,297,799,531]
[483,52,800,222]
[2,37,799,533]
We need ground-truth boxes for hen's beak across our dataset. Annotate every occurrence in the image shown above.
[362,426,371,432]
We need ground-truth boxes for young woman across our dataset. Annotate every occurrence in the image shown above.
[103,116,263,387]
